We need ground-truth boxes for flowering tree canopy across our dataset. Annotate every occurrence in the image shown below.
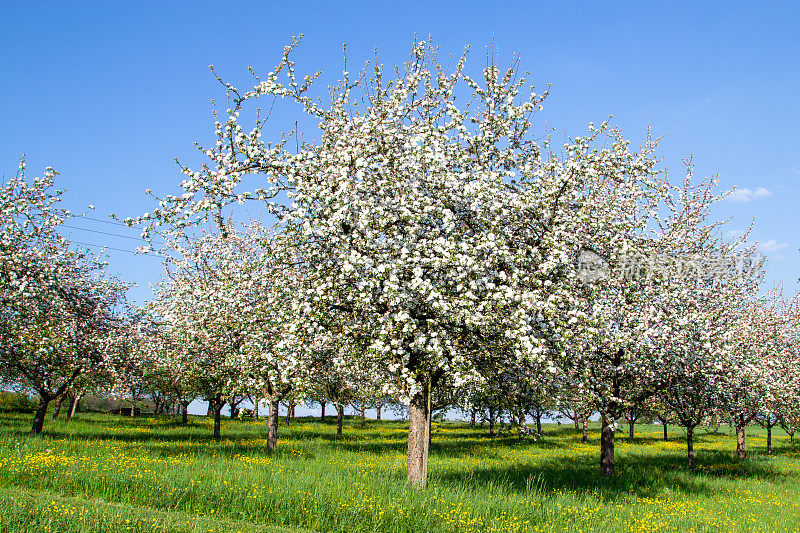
[0,159,128,434]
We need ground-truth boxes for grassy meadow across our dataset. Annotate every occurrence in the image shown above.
[0,412,798,532]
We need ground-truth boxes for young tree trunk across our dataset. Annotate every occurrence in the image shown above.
[515,409,526,439]
[320,400,326,422]
[488,406,496,437]
[629,420,634,441]
[600,414,615,476]
[470,408,476,427]
[582,417,588,443]
[181,400,189,425]
[376,405,381,421]
[767,421,773,455]
[791,433,796,453]
[253,397,259,420]
[51,396,64,421]
[428,412,433,450]
[212,395,222,441]
[336,403,344,436]
[360,405,366,428]
[662,421,668,441]
[266,398,279,450]
[67,394,80,420]
[229,401,237,418]
[206,401,214,417]
[686,424,696,469]
[31,395,51,435]
[536,412,542,436]
[406,384,430,489]
[736,414,746,460]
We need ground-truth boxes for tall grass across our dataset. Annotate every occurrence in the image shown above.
[1,412,798,532]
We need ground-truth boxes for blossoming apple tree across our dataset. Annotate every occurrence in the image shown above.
[148,221,317,445]
[148,225,260,440]
[559,161,761,474]
[0,159,128,434]
[136,37,598,487]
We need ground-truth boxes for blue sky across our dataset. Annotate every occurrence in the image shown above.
[2,0,799,307]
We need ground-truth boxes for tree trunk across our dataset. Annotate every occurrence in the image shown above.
[336,404,344,436]
[267,398,279,450]
[360,406,366,428]
[629,420,634,441]
[232,396,244,418]
[791,433,796,453]
[536,412,542,436]
[488,406,495,437]
[181,400,189,425]
[600,414,615,476]
[51,396,64,421]
[767,422,773,455]
[31,396,50,435]
[470,408,476,427]
[574,414,579,431]
[376,405,381,421]
[663,421,668,441]
[736,415,746,459]
[686,424,695,469]
[515,410,526,439]
[320,400,326,422]
[406,384,430,489]
[582,417,588,443]
[212,395,221,441]
[253,397,259,420]
[428,412,433,450]
[67,394,80,420]
[206,401,214,417]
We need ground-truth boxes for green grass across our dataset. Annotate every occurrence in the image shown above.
[0,412,798,532]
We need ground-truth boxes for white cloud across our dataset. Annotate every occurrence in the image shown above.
[728,187,771,202]
[758,239,787,255]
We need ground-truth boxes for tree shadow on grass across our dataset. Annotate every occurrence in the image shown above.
[3,415,795,492]
[434,445,784,502]
[323,424,594,457]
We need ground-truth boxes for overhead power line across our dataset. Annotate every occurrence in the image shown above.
[70,240,165,259]
[73,214,134,228]
[61,224,145,242]
[71,215,165,242]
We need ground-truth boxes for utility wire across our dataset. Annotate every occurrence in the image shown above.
[73,214,132,227]
[70,240,166,258]
[71,215,165,241]
[62,224,145,242]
